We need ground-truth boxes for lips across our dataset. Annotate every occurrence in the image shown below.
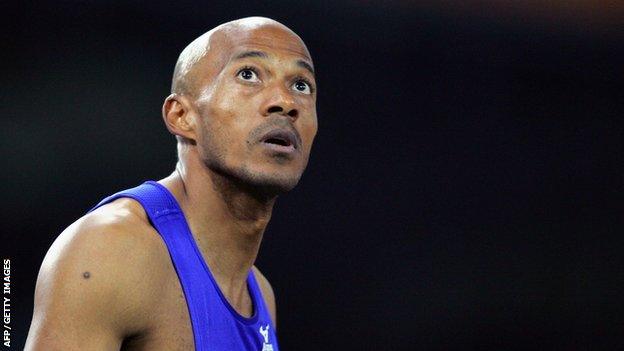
[259,129,299,151]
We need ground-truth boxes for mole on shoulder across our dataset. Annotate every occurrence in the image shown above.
[83,271,91,279]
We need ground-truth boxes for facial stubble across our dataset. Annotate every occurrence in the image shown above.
[199,117,307,199]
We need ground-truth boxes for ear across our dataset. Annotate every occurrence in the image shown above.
[162,94,197,141]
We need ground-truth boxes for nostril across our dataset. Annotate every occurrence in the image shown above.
[267,106,283,114]
[288,109,298,118]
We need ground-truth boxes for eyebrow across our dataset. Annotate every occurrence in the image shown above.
[234,50,269,60]
[297,60,315,75]
[233,50,315,76]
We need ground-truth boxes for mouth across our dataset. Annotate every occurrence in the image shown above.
[260,129,299,154]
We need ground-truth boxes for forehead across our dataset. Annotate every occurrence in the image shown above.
[216,24,312,64]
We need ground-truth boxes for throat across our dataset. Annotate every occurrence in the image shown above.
[160,167,269,318]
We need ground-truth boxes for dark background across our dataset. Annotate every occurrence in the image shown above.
[2,1,623,350]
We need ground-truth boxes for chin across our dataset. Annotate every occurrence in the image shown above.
[209,160,303,197]
[240,168,302,195]
[203,150,308,197]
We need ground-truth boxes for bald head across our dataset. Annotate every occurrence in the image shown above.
[171,17,311,97]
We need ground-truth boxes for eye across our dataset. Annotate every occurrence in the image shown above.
[292,79,312,94]
[237,68,260,82]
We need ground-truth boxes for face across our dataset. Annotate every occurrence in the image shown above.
[190,24,318,194]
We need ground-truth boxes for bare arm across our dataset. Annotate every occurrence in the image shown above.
[25,205,155,350]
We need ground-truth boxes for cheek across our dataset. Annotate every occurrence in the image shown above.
[300,114,318,150]
[210,84,257,128]
[200,99,255,158]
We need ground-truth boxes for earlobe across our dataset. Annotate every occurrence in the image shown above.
[162,94,196,140]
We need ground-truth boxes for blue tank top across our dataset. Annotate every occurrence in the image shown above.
[90,181,279,351]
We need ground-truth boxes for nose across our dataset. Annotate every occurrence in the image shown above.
[260,85,299,120]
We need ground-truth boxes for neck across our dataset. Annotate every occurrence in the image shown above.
[160,151,276,292]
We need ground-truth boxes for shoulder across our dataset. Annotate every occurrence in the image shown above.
[41,198,170,290]
[252,265,277,328]
[28,198,171,343]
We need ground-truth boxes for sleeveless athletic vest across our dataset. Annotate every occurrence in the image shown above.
[90,181,279,351]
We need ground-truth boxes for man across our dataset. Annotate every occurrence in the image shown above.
[25,16,317,350]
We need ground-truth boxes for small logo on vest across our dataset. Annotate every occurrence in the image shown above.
[259,324,273,351]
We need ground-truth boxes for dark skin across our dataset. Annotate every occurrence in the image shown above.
[25,17,317,350]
